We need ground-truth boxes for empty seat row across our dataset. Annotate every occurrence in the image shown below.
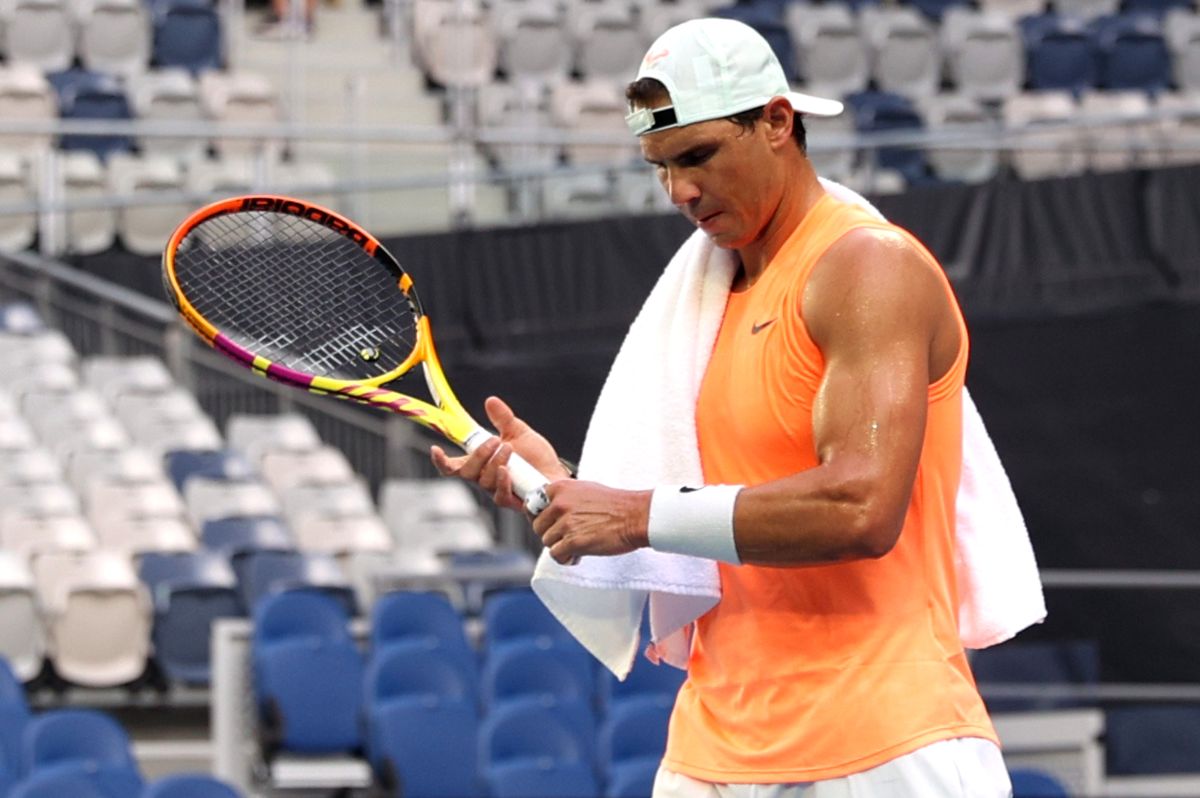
[0,662,243,796]
[252,589,683,797]
[0,0,222,77]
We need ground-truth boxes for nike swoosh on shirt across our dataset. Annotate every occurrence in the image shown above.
[751,319,776,334]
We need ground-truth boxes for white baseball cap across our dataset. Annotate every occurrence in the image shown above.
[625,17,844,137]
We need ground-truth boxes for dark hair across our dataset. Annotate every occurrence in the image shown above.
[625,77,808,153]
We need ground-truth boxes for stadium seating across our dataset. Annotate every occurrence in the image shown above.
[150,0,223,73]
[31,551,152,687]
[251,590,364,755]
[49,69,137,162]
[77,0,153,78]
[481,587,578,652]
[789,2,871,98]
[0,153,38,253]
[8,769,113,798]
[1009,766,1071,797]
[184,477,281,527]
[126,69,207,160]
[480,637,597,722]
[495,1,572,85]
[1022,13,1099,94]
[970,639,1100,712]
[62,151,118,255]
[19,708,144,793]
[138,551,243,685]
[598,697,671,798]
[0,66,58,154]
[1091,12,1172,93]
[142,773,243,798]
[861,5,942,97]
[572,1,644,83]
[478,701,598,798]
[0,657,32,767]
[164,448,256,493]
[363,639,481,771]
[920,93,1002,182]
[107,154,192,257]
[1002,90,1087,179]
[371,695,482,797]
[845,90,932,184]
[2,0,74,73]
[1105,705,1200,775]
[0,554,45,682]
[941,8,1026,101]
[598,653,685,712]
[370,590,476,658]
[239,550,358,616]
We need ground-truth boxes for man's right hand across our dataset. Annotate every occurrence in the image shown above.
[430,396,570,513]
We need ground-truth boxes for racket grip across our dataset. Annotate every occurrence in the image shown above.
[462,430,551,516]
[505,453,551,516]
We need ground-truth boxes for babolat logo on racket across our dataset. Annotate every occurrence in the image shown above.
[239,196,373,249]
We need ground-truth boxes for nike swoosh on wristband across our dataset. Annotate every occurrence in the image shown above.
[751,319,776,334]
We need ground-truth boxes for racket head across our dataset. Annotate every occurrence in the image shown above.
[162,195,479,445]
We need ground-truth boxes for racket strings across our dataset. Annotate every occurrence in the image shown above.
[173,210,418,381]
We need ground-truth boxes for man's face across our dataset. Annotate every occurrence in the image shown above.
[639,115,779,250]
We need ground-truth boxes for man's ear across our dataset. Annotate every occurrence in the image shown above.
[763,97,795,150]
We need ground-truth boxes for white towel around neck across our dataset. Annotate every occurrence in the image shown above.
[530,179,1046,679]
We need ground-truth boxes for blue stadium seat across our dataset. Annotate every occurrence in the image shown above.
[1022,13,1099,93]
[364,640,480,772]
[481,638,597,712]
[1106,705,1200,775]
[1123,0,1196,15]
[251,589,352,647]
[138,552,243,685]
[163,449,256,493]
[598,697,671,797]
[1091,13,1172,92]
[970,639,1100,712]
[371,590,475,660]
[481,588,577,653]
[599,654,685,712]
[479,702,598,798]
[150,0,222,74]
[365,640,479,708]
[240,550,357,617]
[200,516,293,557]
[46,68,135,161]
[141,773,242,798]
[0,659,30,784]
[908,0,973,20]
[604,758,658,798]
[372,697,482,797]
[9,769,112,798]
[1009,766,1070,797]
[844,90,932,183]
[251,592,363,755]
[20,709,143,794]
[711,2,798,79]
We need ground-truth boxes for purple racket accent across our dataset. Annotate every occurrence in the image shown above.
[265,361,317,387]
[213,334,257,367]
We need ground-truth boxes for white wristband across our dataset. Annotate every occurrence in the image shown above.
[647,485,743,564]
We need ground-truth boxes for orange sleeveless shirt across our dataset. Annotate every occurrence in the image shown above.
[665,195,997,783]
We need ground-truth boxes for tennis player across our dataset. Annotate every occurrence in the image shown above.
[433,17,1010,798]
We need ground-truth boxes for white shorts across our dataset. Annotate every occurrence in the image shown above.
[653,737,1012,798]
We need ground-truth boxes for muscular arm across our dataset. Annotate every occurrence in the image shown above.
[731,228,957,565]
[534,228,961,566]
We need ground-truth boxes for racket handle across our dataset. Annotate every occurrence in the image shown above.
[462,430,551,516]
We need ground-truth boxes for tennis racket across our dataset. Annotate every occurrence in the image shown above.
[161,194,550,515]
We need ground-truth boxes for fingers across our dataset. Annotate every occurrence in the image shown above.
[484,395,524,438]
